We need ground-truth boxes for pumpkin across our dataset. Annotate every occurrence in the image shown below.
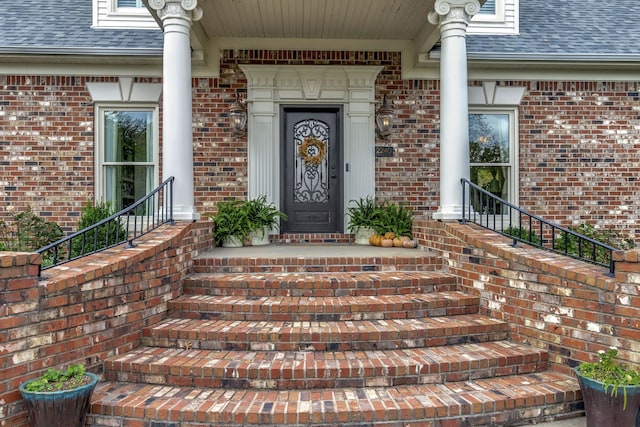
[393,237,403,248]
[369,234,383,247]
[400,235,411,242]
[381,238,394,247]
[384,231,395,240]
[403,239,418,249]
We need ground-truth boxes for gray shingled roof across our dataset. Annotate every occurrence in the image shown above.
[0,0,163,55]
[466,0,640,58]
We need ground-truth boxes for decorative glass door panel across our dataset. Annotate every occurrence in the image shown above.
[281,106,342,233]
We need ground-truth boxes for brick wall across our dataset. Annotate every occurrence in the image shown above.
[0,220,213,426]
[414,218,640,375]
[2,54,640,239]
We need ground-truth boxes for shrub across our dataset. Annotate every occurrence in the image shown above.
[502,225,542,246]
[0,207,62,252]
[554,223,635,264]
[70,200,127,258]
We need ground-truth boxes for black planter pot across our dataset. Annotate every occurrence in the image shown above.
[19,372,99,427]
[575,367,640,427]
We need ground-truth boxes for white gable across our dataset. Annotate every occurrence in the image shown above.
[469,0,519,35]
[92,0,158,29]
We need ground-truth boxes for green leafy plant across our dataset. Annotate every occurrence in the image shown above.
[245,195,288,233]
[24,364,89,392]
[502,225,542,246]
[0,207,63,253]
[346,196,380,233]
[71,200,127,258]
[578,347,640,410]
[372,201,413,238]
[554,223,635,264]
[209,199,252,246]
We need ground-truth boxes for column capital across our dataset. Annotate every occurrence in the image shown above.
[148,0,203,22]
[428,0,481,26]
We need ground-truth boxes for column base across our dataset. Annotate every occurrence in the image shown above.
[172,205,201,221]
[432,204,465,221]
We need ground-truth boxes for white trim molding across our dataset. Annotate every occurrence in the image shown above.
[239,64,382,231]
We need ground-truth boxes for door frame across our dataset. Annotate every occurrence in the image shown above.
[240,64,381,233]
[280,104,344,233]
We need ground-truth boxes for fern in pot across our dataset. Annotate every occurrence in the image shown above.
[209,199,251,247]
[346,196,380,245]
[245,195,288,246]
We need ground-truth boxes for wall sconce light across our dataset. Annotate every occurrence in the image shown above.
[375,94,394,138]
[229,94,247,137]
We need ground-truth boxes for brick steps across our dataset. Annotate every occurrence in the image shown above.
[167,291,479,321]
[103,341,548,390]
[183,271,458,297]
[193,248,441,273]
[93,245,582,426]
[91,371,581,426]
[141,314,509,352]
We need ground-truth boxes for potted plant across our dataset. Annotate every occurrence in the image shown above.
[346,196,380,245]
[369,201,417,248]
[574,347,640,427]
[19,363,98,427]
[210,199,251,247]
[245,195,288,246]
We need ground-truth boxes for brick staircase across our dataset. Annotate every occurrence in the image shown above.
[91,245,583,426]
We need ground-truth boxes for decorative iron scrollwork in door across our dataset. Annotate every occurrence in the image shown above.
[293,119,330,203]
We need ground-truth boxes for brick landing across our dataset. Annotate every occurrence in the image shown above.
[90,244,583,426]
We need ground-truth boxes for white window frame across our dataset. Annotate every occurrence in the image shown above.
[92,0,157,29]
[469,107,519,209]
[94,104,160,208]
[468,0,519,35]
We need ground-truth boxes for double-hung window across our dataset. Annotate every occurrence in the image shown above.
[469,109,518,213]
[96,107,159,211]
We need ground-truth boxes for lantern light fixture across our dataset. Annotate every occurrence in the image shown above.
[375,94,394,138]
[229,93,247,137]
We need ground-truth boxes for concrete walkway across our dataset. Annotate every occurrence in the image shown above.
[536,419,585,427]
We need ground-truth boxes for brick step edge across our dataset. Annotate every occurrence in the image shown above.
[141,314,509,352]
[193,254,442,274]
[183,271,458,297]
[168,291,479,321]
[103,341,548,389]
[89,372,582,426]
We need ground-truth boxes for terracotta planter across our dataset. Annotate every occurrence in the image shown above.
[19,372,99,427]
[575,367,640,427]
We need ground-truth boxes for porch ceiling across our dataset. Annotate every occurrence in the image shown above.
[178,0,440,70]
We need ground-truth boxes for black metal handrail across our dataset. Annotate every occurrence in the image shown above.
[461,178,616,274]
[37,177,174,274]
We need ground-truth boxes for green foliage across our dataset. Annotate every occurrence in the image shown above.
[346,196,380,233]
[372,201,414,238]
[502,226,542,246]
[209,199,252,246]
[245,195,287,232]
[24,364,88,392]
[554,223,635,264]
[578,347,640,410]
[0,207,63,252]
[71,200,127,258]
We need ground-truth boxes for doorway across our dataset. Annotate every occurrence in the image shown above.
[280,105,343,233]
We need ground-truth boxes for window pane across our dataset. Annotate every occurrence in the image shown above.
[469,114,509,163]
[117,0,143,7]
[105,165,154,210]
[470,165,509,213]
[478,0,496,14]
[104,111,153,163]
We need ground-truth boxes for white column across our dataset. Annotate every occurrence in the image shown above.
[429,0,480,220]
[148,0,202,221]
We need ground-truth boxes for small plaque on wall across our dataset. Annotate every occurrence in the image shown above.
[375,146,395,157]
